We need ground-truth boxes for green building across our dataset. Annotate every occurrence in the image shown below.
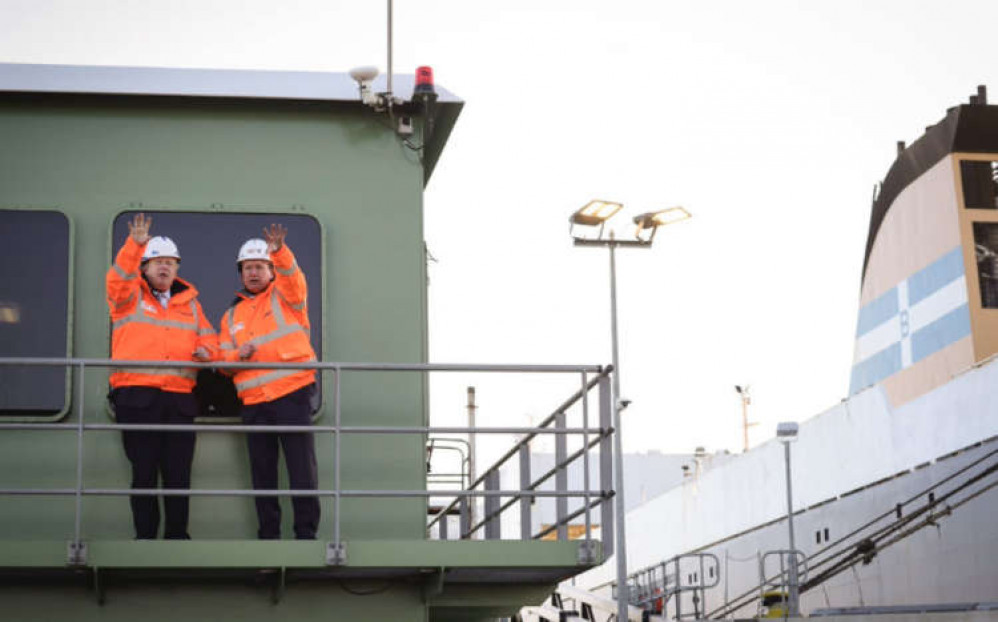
[0,63,612,621]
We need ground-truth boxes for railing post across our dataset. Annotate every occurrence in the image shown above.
[484,470,501,540]
[69,361,86,566]
[580,370,594,563]
[327,366,346,565]
[757,551,765,617]
[660,560,669,614]
[555,410,568,540]
[675,556,683,622]
[439,507,449,540]
[519,443,532,539]
[598,374,614,558]
[699,552,707,617]
[334,366,341,544]
[458,489,472,540]
[780,553,788,615]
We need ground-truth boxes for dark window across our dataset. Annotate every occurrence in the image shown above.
[0,210,71,418]
[974,222,998,308]
[111,212,323,417]
[816,530,821,544]
[960,160,998,209]
[824,527,830,541]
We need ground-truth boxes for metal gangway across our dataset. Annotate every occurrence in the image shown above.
[528,554,722,622]
[618,553,721,620]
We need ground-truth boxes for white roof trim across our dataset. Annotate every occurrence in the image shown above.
[0,62,461,103]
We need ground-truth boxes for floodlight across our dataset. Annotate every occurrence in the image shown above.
[776,421,799,441]
[569,200,624,226]
[633,206,691,230]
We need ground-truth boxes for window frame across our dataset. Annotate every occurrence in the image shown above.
[972,221,998,310]
[0,207,75,422]
[105,207,327,423]
[959,158,998,210]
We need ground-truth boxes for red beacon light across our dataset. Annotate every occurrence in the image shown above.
[415,66,435,95]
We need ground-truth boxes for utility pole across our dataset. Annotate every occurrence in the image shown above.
[735,385,756,452]
[466,386,477,529]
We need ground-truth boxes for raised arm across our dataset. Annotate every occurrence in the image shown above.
[106,213,151,316]
[264,223,308,314]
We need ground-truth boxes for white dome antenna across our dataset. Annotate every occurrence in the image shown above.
[349,65,383,108]
[349,65,379,85]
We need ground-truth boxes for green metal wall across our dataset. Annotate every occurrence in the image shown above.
[0,91,593,622]
[0,93,428,543]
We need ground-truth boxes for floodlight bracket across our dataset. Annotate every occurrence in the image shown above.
[572,238,651,248]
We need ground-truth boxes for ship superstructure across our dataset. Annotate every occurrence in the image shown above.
[562,88,998,621]
[851,85,998,404]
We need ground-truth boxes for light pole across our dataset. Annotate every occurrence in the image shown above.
[570,200,691,622]
[776,421,800,617]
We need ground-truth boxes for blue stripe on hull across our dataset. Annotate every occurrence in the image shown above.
[850,343,901,395]
[856,288,898,337]
[908,247,965,306]
[911,304,971,364]
[850,246,969,394]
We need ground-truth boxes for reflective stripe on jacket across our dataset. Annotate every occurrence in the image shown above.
[106,237,218,392]
[219,244,316,405]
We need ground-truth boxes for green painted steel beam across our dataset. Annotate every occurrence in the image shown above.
[350,539,599,568]
[0,539,600,570]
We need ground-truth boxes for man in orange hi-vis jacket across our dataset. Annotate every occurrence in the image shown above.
[106,213,217,539]
[220,223,319,540]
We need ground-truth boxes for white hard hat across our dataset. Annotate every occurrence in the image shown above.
[237,238,270,264]
[142,236,180,261]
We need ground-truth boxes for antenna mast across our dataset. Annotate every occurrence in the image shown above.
[386,0,393,108]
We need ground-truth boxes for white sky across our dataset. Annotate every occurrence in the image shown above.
[4,0,998,461]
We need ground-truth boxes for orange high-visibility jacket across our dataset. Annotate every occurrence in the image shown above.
[219,244,316,405]
[106,238,218,392]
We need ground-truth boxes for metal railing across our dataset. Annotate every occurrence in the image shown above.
[426,437,471,489]
[426,367,615,561]
[0,357,615,566]
[618,553,721,620]
[758,549,808,617]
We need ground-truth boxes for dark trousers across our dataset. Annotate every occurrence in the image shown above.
[242,384,320,540]
[113,386,197,539]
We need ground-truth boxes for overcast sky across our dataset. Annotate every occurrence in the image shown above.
[3,0,997,461]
